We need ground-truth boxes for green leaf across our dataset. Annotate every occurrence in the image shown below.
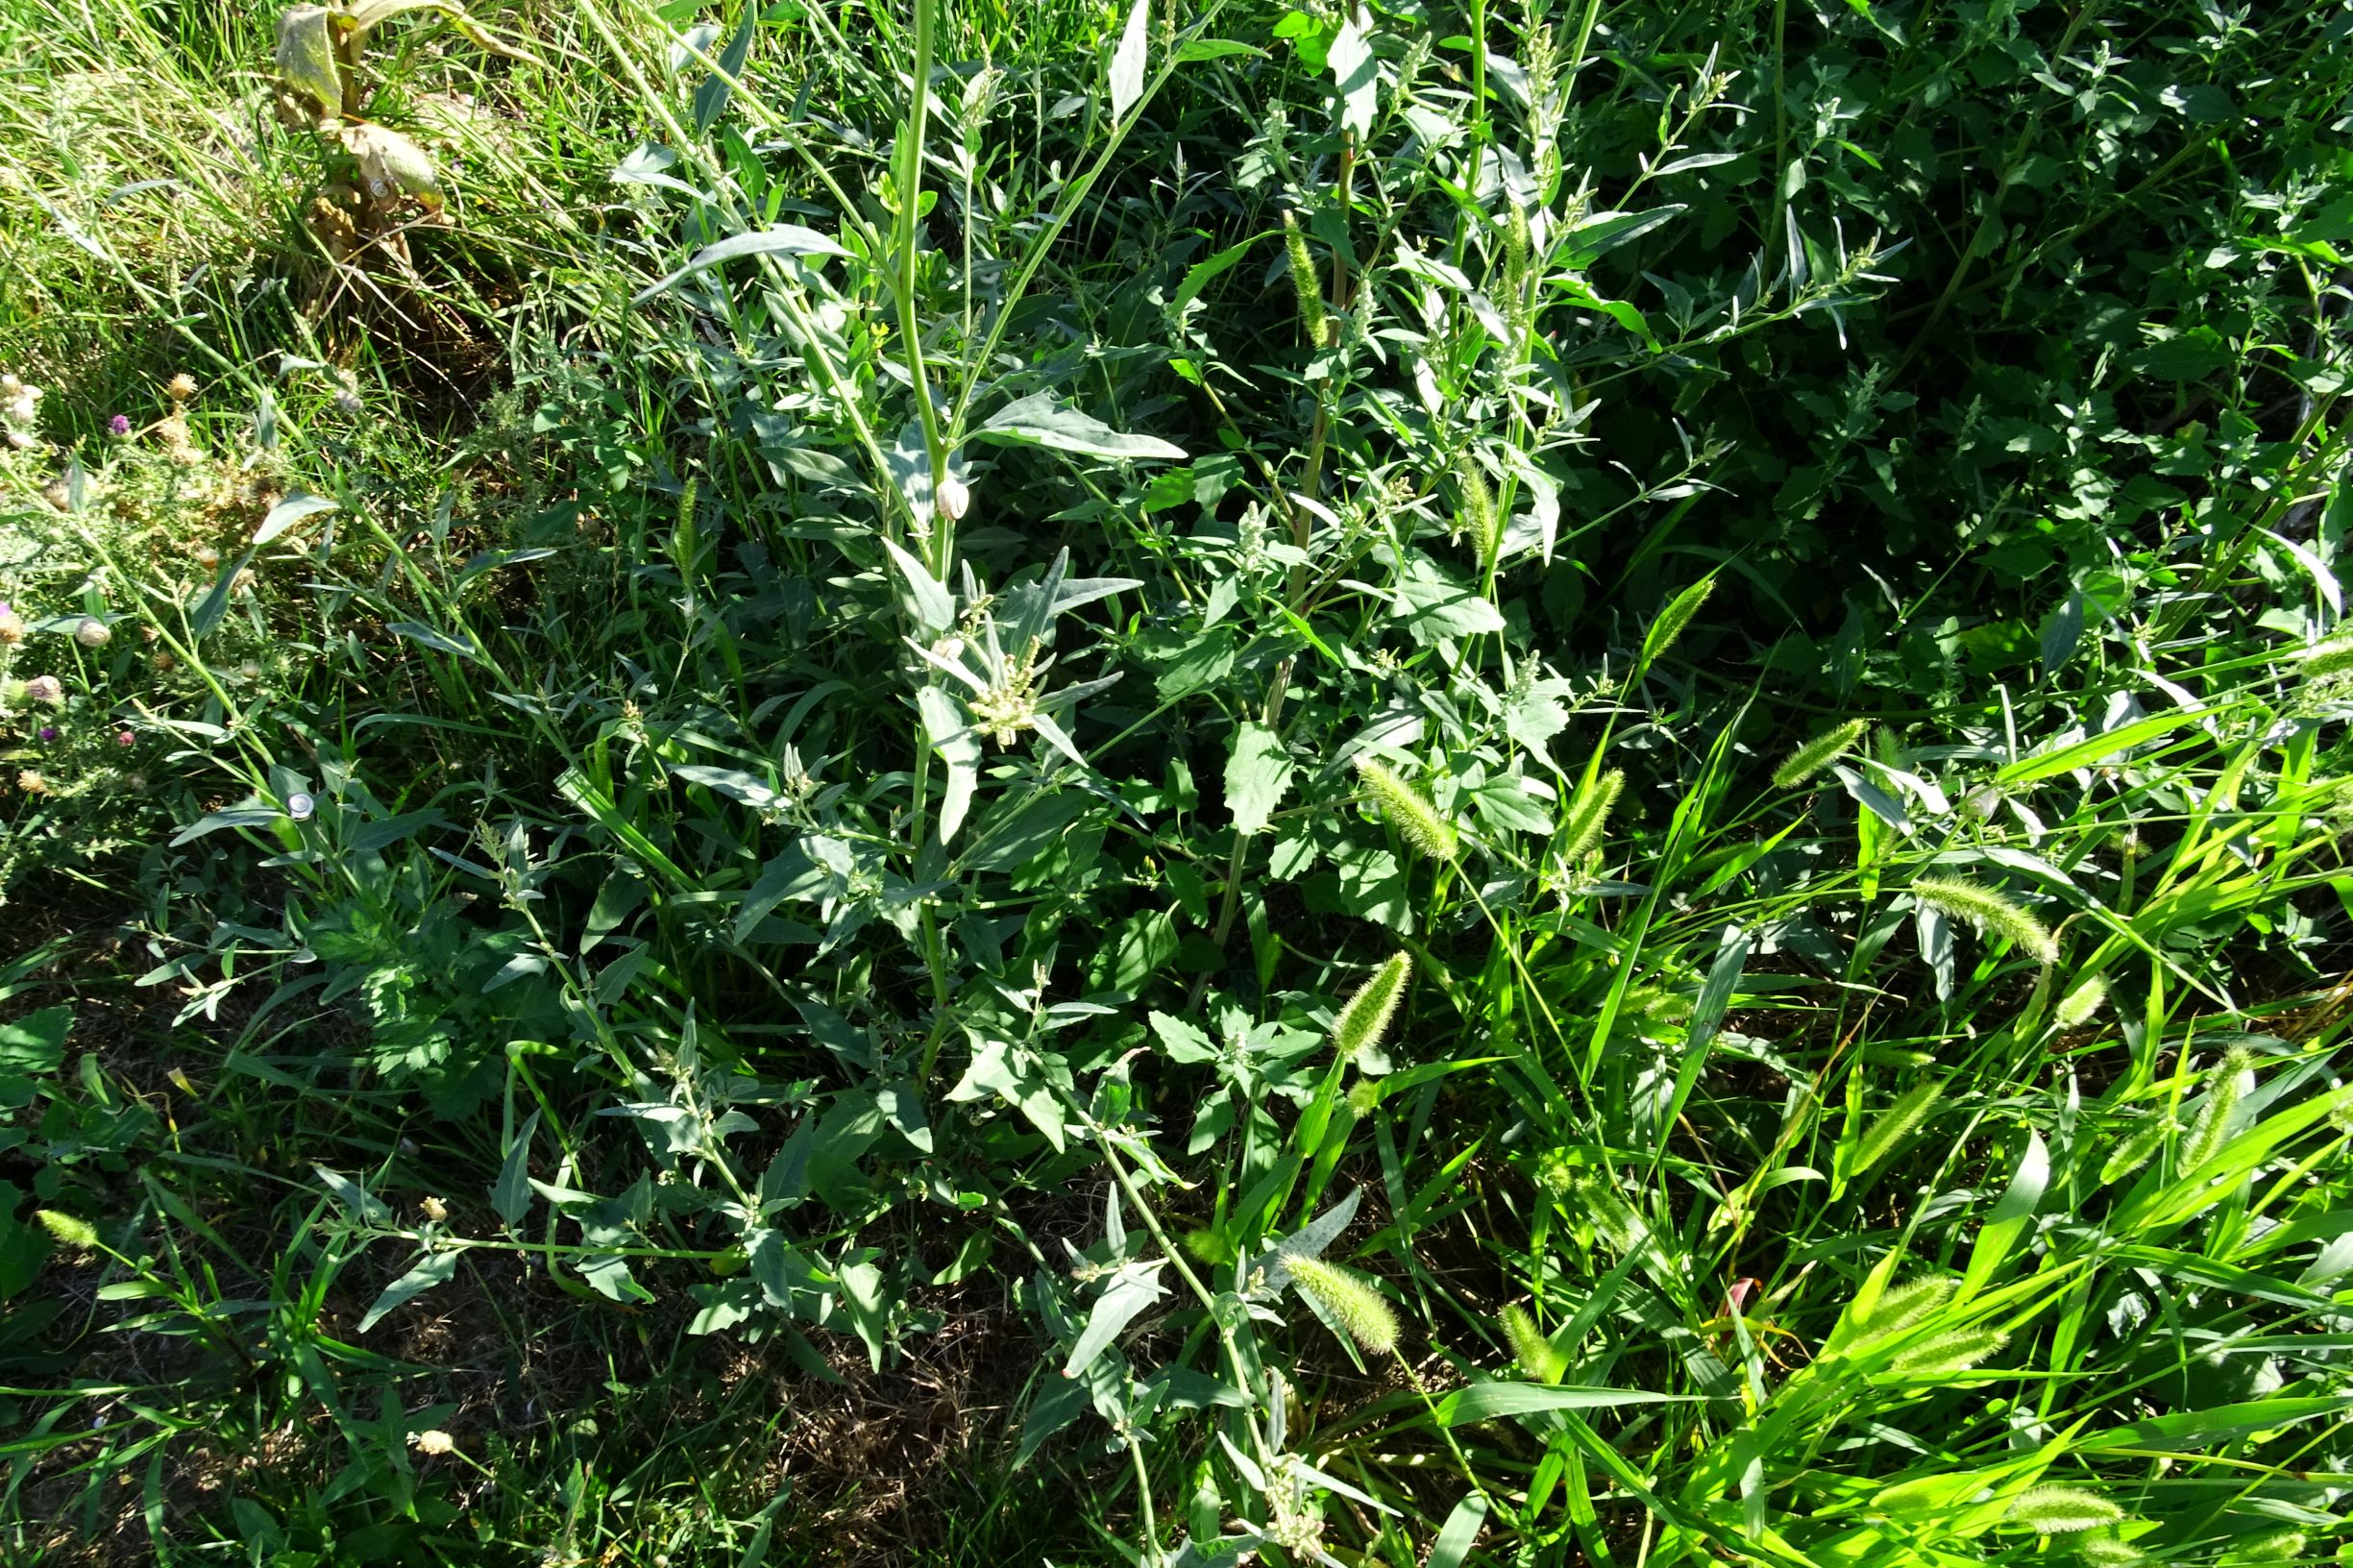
[491,1110,539,1229]
[690,3,754,134]
[253,491,335,546]
[881,537,954,633]
[1435,1383,1694,1424]
[1108,0,1148,122]
[1225,722,1293,836]
[1429,1492,1489,1568]
[1064,1260,1167,1375]
[314,1165,393,1226]
[632,226,851,306]
[1327,12,1377,137]
[357,1250,458,1333]
[0,1006,70,1075]
[1392,554,1505,643]
[918,687,980,845]
[972,392,1187,462]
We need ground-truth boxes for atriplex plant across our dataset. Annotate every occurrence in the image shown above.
[5,0,2353,1561]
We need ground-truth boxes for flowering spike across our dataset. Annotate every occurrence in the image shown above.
[1287,1257,1399,1354]
[2053,973,2107,1030]
[1773,719,1870,789]
[1912,876,2059,966]
[1332,952,1410,1063]
[1354,756,1459,862]
[1282,211,1329,347]
[1558,768,1625,863]
[1642,575,1715,667]
[1851,1275,1954,1342]
[1853,1080,1944,1177]
[1501,1304,1567,1384]
[2006,1485,2126,1533]
[1887,1325,2006,1376]
[2182,1047,2254,1170]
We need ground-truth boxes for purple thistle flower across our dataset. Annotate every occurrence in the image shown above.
[109,414,132,437]
[37,726,56,742]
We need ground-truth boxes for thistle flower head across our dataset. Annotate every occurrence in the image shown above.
[1911,876,2059,966]
[1332,951,1409,1063]
[1287,1256,1400,1354]
[166,373,197,403]
[1774,719,1870,790]
[37,726,55,743]
[108,414,131,437]
[1354,755,1459,861]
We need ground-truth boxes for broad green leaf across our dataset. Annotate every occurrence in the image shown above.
[274,5,343,110]
[973,392,1186,462]
[253,491,335,546]
[491,1110,540,1229]
[314,1165,393,1226]
[1327,12,1377,138]
[918,687,980,845]
[1435,1382,1694,1424]
[1428,1493,1489,1568]
[881,536,954,632]
[1108,0,1149,122]
[0,1007,70,1075]
[1225,722,1293,836]
[357,1250,458,1333]
[1064,1260,1167,1375]
[632,226,851,306]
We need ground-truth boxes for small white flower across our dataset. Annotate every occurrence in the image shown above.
[410,1429,454,1456]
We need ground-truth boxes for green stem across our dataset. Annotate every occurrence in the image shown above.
[895,0,951,574]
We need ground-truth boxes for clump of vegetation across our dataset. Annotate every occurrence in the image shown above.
[4,0,2353,1563]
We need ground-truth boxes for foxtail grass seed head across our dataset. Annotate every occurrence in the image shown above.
[1282,211,1329,347]
[1642,575,1715,666]
[1558,768,1625,864]
[1333,951,1410,1063]
[2099,1114,2174,1186]
[1911,876,2059,966]
[2006,1486,2126,1533]
[1287,1256,1400,1354]
[1851,1276,1955,1343]
[2054,974,2107,1030]
[1501,1304,1568,1383]
[1455,455,1498,567]
[1887,1325,2006,1376]
[2181,1047,2254,1170]
[36,1209,98,1248]
[1566,1172,1645,1255]
[1774,719,1870,789]
[2296,638,2353,681]
[1355,756,1459,861]
[1853,1080,1945,1177]
[1346,1078,1383,1116]
[2077,1537,2152,1568]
